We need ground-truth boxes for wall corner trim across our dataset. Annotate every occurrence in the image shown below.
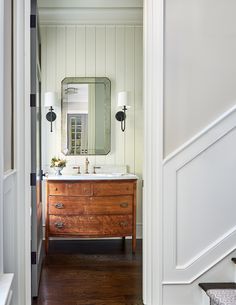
[163,104,236,165]
[143,0,164,304]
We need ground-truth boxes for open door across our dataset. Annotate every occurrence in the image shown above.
[30,0,44,298]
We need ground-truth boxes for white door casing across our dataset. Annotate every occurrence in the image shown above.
[0,0,4,275]
[143,0,164,304]
[6,0,166,304]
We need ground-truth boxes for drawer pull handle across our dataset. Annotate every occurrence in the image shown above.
[119,221,128,227]
[55,188,58,191]
[55,203,64,209]
[55,222,64,229]
[120,202,128,208]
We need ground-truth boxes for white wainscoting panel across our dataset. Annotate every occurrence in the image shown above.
[163,250,236,305]
[3,171,16,305]
[163,106,236,283]
[40,24,143,233]
[0,274,14,305]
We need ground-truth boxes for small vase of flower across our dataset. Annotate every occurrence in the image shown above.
[50,157,66,176]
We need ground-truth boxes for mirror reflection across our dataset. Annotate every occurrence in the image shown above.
[61,77,111,156]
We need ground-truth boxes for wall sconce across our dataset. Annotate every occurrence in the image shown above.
[115,91,130,132]
[44,92,57,132]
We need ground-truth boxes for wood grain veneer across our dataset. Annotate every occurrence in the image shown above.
[45,179,137,253]
[48,181,92,196]
[48,195,133,215]
[93,181,134,196]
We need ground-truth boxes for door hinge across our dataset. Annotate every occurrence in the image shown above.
[30,93,36,107]
[40,170,48,181]
[30,173,36,186]
[31,251,37,265]
[30,14,36,28]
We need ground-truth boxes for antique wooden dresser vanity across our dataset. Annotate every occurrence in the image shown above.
[45,176,137,253]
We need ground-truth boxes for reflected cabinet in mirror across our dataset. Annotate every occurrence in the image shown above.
[61,77,111,155]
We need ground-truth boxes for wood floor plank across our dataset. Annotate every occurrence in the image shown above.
[33,240,143,305]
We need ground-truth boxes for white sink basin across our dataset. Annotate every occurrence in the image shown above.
[86,173,123,177]
[46,173,138,180]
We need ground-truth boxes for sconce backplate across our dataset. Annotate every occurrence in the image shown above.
[46,112,57,122]
[115,111,126,122]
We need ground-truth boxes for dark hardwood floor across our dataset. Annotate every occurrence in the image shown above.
[33,239,143,305]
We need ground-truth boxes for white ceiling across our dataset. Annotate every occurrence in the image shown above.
[38,0,143,25]
[38,0,143,9]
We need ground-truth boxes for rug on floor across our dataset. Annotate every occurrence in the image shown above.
[206,289,236,305]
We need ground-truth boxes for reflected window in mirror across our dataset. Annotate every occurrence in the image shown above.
[68,113,88,155]
[61,77,111,156]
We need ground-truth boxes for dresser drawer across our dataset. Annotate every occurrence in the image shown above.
[48,182,67,195]
[49,215,132,236]
[49,215,103,235]
[48,182,92,196]
[67,182,92,196]
[93,182,134,196]
[103,215,132,235]
[48,195,133,215]
[48,196,89,215]
[90,196,132,214]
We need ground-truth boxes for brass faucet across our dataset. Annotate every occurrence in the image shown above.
[85,158,89,174]
[93,166,101,174]
[73,165,81,174]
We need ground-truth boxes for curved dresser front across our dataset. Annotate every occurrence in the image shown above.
[45,177,137,253]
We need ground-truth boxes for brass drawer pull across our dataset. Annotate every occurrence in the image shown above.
[119,221,128,227]
[120,202,128,208]
[54,222,64,229]
[55,203,64,209]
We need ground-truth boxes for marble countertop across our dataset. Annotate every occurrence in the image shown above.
[45,173,138,181]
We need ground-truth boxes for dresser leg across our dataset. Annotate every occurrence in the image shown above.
[45,237,48,255]
[132,236,136,254]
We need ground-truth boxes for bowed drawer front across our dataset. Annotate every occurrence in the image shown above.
[48,182,92,196]
[45,180,137,253]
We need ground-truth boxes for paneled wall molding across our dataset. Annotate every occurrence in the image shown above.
[3,170,16,304]
[163,103,236,284]
[3,170,17,182]
[164,104,236,165]
[38,8,143,25]
[0,274,14,305]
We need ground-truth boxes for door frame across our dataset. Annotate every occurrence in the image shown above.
[0,0,4,275]
[143,0,164,304]
[22,0,165,304]
[23,0,32,303]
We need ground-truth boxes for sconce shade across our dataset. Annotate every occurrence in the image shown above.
[117,91,130,108]
[44,92,57,107]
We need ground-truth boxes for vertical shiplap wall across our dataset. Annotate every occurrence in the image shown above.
[41,24,143,235]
